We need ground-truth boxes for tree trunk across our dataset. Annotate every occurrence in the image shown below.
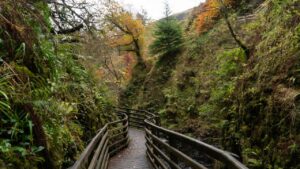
[219,0,250,59]
[223,13,250,59]
[133,39,145,66]
[23,103,54,169]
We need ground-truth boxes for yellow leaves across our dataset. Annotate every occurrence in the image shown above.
[110,34,133,47]
[195,0,233,33]
[104,0,145,63]
[118,13,144,38]
[108,12,144,48]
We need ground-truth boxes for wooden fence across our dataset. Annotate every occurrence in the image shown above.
[117,108,248,169]
[71,113,129,169]
[71,107,248,169]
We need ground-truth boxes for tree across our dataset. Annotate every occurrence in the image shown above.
[103,0,145,65]
[164,0,172,19]
[136,8,150,25]
[218,0,250,59]
[47,0,97,34]
[149,2,183,56]
[195,0,220,33]
[195,0,249,59]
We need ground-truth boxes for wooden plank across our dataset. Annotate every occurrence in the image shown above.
[96,138,109,169]
[128,115,145,121]
[146,137,180,169]
[146,143,169,169]
[88,132,108,169]
[109,139,130,156]
[145,128,208,169]
[146,150,159,169]
[109,135,129,149]
[104,150,110,169]
[127,111,146,117]
[144,121,248,169]
[71,112,129,169]
[109,128,128,140]
[108,123,128,133]
[130,124,144,128]
[72,125,108,169]
[100,148,109,169]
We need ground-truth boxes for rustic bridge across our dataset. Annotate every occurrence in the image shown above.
[71,108,248,169]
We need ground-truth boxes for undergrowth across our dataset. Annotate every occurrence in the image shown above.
[0,1,115,168]
[121,0,300,168]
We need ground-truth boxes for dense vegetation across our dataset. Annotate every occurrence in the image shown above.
[0,1,116,168]
[0,0,299,169]
[120,0,300,169]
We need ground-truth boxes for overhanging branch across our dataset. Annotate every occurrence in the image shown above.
[51,23,84,34]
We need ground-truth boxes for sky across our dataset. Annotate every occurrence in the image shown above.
[117,0,204,20]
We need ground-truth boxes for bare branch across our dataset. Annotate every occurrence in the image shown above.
[51,23,83,34]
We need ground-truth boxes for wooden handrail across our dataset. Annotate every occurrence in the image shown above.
[116,107,248,169]
[72,107,248,169]
[71,113,129,169]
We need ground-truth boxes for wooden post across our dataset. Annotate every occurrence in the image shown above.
[127,109,130,126]
[169,135,179,168]
[123,114,129,148]
[155,116,160,126]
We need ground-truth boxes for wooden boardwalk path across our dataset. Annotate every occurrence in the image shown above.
[72,109,248,169]
[108,128,152,169]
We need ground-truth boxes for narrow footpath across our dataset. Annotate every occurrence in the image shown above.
[108,128,152,169]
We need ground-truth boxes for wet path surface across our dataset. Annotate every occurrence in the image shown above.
[108,128,152,169]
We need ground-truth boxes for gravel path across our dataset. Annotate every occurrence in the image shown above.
[108,128,152,169]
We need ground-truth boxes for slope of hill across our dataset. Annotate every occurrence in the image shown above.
[120,0,300,169]
[171,7,195,21]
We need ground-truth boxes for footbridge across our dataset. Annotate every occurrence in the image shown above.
[71,108,248,169]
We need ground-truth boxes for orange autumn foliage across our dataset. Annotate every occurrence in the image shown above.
[195,0,233,33]
[109,12,144,48]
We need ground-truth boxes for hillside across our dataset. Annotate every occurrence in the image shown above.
[171,8,195,21]
[119,0,300,168]
[0,0,299,169]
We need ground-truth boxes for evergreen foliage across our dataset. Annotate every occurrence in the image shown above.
[149,18,183,56]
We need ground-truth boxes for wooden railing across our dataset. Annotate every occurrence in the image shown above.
[117,108,248,169]
[72,107,248,169]
[71,113,129,169]
[115,107,159,128]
